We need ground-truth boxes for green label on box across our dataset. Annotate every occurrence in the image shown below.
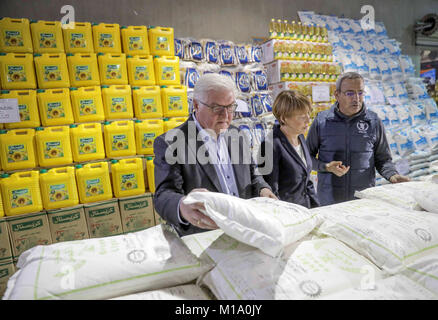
[0,268,9,279]
[12,219,42,232]
[52,212,80,224]
[124,200,148,211]
[88,206,115,218]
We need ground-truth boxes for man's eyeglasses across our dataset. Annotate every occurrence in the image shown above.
[341,90,364,98]
[198,100,238,114]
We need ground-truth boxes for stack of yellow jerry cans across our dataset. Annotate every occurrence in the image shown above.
[0,16,189,257]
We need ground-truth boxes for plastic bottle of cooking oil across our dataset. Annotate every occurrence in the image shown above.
[33,53,70,89]
[161,85,188,118]
[35,126,73,167]
[121,26,150,55]
[0,17,33,53]
[134,119,164,155]
[67,53,100,87]
[92,23,122,54]
[75,161,113,203]
[132,85,163,119]
[103,120,136,158]
[39,166,79,210]
[154,55,180,86]
[1,90,40,129]
[163,117,187,132]
[148,26,174,57]
[0,170,43,216]
[30,20,64,53]
[110,157,145,198]
[62,21,94,53]
[70,123,105,162]
[37,88,74,126]
[145,156,155,193]
[127,55,155,86]
[0,128,37,171]
[101,85,133,120]
[70,86,105,123]
[0,53,37,89]
[97,52,128,85]
[269,19,277,39]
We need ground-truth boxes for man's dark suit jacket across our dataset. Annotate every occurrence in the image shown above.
[153,114,271,236]
[261,124,320,209]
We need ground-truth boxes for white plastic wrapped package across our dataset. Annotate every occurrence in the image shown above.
[250,45,262,63]
[354,180,438,211]
[387,57,403,80]
[410,103,427,124]
[424,123,438,149]
[338,18,354,34]
[251,69,268,91]
[182,192,320,258]
[367,56,381,80]
[395,104,413,127]
[406,78,430,100]
[2,225,213,300]
[200,237,384,300]
[314,198,438,273]
[235,71,251,93]
[186,40,204,62]
[174,38,185,59]
[202,39,220,64]
[320,275,437,300]
[399,55,415,78]
[409,126,429,150]
[234,45,249,65]
[351,20,365,36]
[393,128,414,155]
[424,98,438,121]
[251,94,264,116]
[414,185,438,213]
[375,22,388,37]
[402,252,438,297]
[219,42,237,66]
[377,57,392,81]
[111,284,213,300]
[184,67,200,89]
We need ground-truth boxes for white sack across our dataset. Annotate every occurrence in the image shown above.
[402,250,438,296]
[200,237,384,300]
[315,199,438,273]
[3,225,213,300]
[183,192,321,257]
[110,284,212,300]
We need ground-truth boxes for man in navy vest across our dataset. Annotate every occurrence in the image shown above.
[306,72,409,206]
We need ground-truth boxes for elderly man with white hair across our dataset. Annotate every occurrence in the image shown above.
[153,73,277,236]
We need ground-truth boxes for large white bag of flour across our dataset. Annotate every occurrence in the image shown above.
[413,176,438,213]
[111,284,213,300]
[183,192,321,257]
[3,225,213,300]
[315,199,438,274]
[200,237,384,300]
[402,250,438,296]
[354,181,438,211]
[320,275,437,300]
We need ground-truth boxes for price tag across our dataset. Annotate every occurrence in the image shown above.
[235,99,249,113]
[312,85,330,103]
[369,86,385,104]
[0,98,20,123]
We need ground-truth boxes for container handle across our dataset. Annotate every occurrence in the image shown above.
[17,91,29,96]
[52,90,63,94]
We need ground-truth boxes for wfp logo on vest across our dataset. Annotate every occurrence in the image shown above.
[357,121,369,134]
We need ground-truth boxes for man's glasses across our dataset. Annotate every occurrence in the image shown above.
[341,90,364,98]
[198,100,238,114]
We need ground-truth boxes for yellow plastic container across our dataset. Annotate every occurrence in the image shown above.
[67,53,100,87]
[75,161,113,203]
[121,26,150,55]
[33,53,70,89]
[0,128,37,171]
[0,170,43,216]
[103,120,136,158]
[101,85,133,119]
[148,26,174,56]
[110,158,145,198]
[70,86,105,123]
[97,53,128,85]
[35,126,73,167]
[37,88,74,126]
[92,23,121,54]
[62,22,94,53]
[161,85,188,118]
[39,166,79,210]
[127,55,155,86]
[0,53,37,89]
[163,117,187,132]
[154,56,180,86]
[70,123,105,162]
[1,90,41,129]
[145,156,155,193]
[134,119,164,155]
[30,20,65,53]
[0,17,33,53]
[132,85,163,119]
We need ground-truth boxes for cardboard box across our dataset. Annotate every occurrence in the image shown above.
[265,59,282,85]
[153,206,166,226]
[0,258,15,298]
[0,218,12,261]
[6,211,52,260]
[261,38,276,64]
[47,205,90,243]
[119,193,155,234]
[84,199,123,238]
